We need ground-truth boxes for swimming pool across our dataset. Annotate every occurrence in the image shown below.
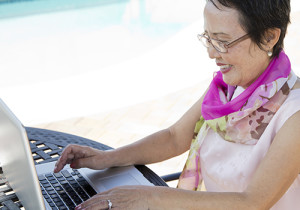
[0,0,206,124]
[0,0,129,19]
[0,0,202,87]
[2,0,298,125]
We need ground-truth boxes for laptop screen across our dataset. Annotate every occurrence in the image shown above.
[0,99,45,209]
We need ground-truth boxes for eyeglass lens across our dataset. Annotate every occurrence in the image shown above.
[198,34,227,53]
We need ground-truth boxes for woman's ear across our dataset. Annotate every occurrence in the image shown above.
[265,28,281,49]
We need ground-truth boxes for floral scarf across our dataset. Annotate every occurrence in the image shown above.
[177,51,297,190]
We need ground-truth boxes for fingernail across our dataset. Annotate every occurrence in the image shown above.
[75,204,81,210]
[70,163,75,168]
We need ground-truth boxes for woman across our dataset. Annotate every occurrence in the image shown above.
[55,0,300,209]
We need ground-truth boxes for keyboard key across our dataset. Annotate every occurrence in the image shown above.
[77,180,89,187]
[61,183,76,193]
[65,186,73,192]
[67,203,76,209]
[46,174,55,178]
[60,193,69,199]
[67,177,74,181]
[68,191,77,197]
[45,187,54,191]
[60,180,68,185]
[52,197,62,203]
[40,170,97,210]
[57,177,66,182]
[69,180,77,185]
[53,173,63,178]
[76,177,85,182]
[40,180,49,185]
[43,183,51,188]
[72,195,82,205]
[47,177,56,181]
[71,183,81,189]
[52,183,60,188]
[62,197,76,208]
[61,170,72,178]
[72,185,81,191]
[78,191,89,201]
[72,169,80,175]
[50,179,58,184]
[38,175,46,181]
[54,186,63,191]
[81,195,89,201]
[48,190,56,195]
[62,196,73,204]
[56,190,65,195]
[82,185,97,197]
[50,194,59,199]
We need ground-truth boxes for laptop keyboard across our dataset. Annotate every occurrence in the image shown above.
[38,169,97,210]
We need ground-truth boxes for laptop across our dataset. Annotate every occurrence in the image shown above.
[0,99,153,209]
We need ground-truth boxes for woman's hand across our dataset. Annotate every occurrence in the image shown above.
[75,185,152,210]
[54,144,112,173]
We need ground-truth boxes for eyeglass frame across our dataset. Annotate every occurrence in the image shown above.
[197,32,250,53]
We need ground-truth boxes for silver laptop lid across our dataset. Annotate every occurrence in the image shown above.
[0,99,45,210]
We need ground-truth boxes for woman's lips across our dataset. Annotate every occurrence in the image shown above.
[217,63,232,74]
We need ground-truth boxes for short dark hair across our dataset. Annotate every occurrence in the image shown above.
[208,0,290,58]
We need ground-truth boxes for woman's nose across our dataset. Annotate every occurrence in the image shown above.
[207,45,221,59]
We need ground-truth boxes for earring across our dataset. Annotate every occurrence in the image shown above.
[267,50,273,57]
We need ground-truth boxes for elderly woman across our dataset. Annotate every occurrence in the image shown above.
[55,0,300,209]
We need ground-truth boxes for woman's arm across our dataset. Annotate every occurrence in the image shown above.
[55,91,206,172]
[77,110,300,210]
[102,92,205,167]
[73,104,300,210]
[145,110,300,210]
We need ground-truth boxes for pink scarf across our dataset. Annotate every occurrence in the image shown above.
[177,51,297,190]
[202,51,291,120]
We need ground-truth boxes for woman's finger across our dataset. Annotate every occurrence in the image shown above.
[54,146,72,172]
[54,144,85,172]
[75,196,111,210]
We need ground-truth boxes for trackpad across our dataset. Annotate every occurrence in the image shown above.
[80,166,152,193]
[96,173,139,190]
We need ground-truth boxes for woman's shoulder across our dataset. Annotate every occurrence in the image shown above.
[282,77,300,107]
[269,79,300,133]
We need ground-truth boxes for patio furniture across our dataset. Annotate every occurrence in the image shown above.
[0,127,167,209]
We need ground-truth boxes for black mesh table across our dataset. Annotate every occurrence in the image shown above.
[0,127,167,209]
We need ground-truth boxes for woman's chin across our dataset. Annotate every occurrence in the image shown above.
[222,75,238,87]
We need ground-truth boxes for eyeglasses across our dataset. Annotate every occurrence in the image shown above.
[198,32,250,53]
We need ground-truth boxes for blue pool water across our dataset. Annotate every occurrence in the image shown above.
[0,0,186,39]
[0,0,298,125]
[0,0,128,19]
[0,0,206,124]
[0,0,199,87]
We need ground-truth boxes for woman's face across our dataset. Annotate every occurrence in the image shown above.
[204,1,270,88]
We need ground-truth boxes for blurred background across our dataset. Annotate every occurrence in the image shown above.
[0,0,208,125]
[0,0,299,125]
[0,0,299,186]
